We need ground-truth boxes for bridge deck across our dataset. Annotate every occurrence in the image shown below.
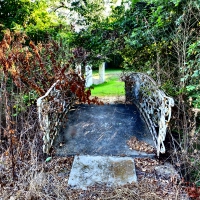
[54,104,155,157]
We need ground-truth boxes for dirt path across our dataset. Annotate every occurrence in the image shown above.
[94,95,126,104]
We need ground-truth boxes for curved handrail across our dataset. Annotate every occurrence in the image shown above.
[122,72,174,156]
[37,80,76,154]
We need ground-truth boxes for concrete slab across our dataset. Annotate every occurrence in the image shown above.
[68,155,137,190]
[54,104,155,157]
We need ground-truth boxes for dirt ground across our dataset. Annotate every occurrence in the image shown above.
[94,95,126,104]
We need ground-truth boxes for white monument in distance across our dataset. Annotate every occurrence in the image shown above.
[76,62,106,87]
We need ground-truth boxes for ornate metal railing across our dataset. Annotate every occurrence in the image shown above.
[122,72,174,156]
[37,71,174,156]
[37,80,76,154]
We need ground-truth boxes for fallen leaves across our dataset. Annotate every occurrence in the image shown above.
[0,154,190,200]
[127,136,155,153]
[135,157,160,173]
[184,183,200,199]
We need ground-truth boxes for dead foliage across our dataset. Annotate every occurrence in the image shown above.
[0,155,189,200]
[127,136,155,154]
[0,30,192,200]
[0,30,103,179]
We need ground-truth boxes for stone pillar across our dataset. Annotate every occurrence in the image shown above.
[75,64,82,75]
[99,62,105,84]
[85,65,93,87]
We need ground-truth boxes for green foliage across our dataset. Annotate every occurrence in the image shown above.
[66,0,199,108]
[184,41,200,108]
[12,91,38,116]
[0,0,70,42]
[26,0,67,42]
[0,0,32,29]
[161,80,178,97]
[50,0,106,28]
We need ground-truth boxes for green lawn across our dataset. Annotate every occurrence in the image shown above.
[91,69,125,97]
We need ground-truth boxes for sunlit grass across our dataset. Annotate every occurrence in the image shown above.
[91,69,125,97]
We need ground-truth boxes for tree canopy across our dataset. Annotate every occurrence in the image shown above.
[67,0,200,108]
[0,0,69,42]
[0,0,199,108]
[0,0,200,190]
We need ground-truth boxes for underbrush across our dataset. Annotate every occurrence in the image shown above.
[0,30,197,199]
[0,139,188,200]
[0,104,187,199]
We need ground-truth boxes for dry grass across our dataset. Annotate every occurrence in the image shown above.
[0,97,190,200]
[0,31,197,200]
[1,130,188,200]
[0,155,189,200]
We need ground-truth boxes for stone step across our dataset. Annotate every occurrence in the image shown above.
[68,155,137,190]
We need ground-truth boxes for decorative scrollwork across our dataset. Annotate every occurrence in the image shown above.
[123,72,174,156]
[37,80,76,154]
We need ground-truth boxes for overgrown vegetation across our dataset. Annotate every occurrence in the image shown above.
[0,0,200,199]
[74,0,200,188]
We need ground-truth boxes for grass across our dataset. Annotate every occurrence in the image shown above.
[91,69,125,97]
